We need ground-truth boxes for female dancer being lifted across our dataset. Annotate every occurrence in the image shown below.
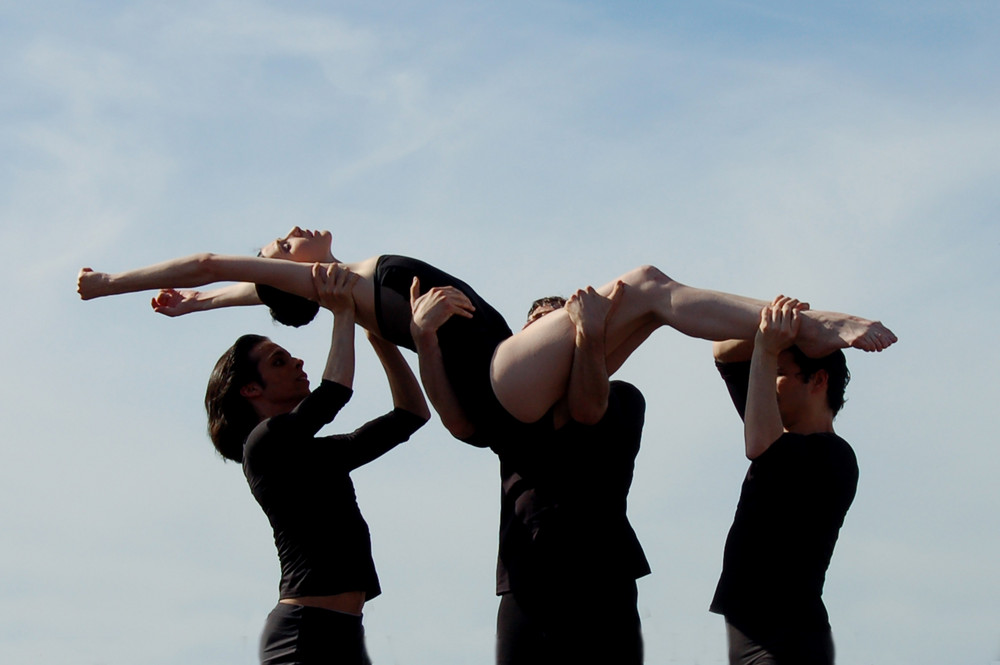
[77,226,896,437]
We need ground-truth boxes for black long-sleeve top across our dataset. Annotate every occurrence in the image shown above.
[243,380,427,601]
[496,381,651,595]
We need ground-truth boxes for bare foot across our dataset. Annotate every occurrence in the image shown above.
[797,310,898,356]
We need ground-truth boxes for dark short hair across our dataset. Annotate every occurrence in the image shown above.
[205,334,267,462]
[255,283,320,327]
[526,295,567,322]
[788,346,851,417]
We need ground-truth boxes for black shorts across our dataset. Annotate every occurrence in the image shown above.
[260,603,372,665]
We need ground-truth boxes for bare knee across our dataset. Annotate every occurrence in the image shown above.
[616,265,681,325]
[622,264,674,290]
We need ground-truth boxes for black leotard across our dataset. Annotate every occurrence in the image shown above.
[373,255,522,439]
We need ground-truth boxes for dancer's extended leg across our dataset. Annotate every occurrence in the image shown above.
[491,265,895,423]
[491,266,765,422]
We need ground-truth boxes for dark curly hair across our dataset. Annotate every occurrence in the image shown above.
[788,346,851,417]
[205,334,267,462]
[525,295,567,322]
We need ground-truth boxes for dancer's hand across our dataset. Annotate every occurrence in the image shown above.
[756,295,805,355]
[565,281,624,341]
[409,277,475,339]
[77,268,110,300]
[150,288,200,317]
[312,262,358,315]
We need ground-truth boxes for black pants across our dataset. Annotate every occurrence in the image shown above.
[260,603,372,665]
[496,582,643,665]
[726,620,834,665]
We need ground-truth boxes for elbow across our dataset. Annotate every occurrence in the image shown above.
[715,339,754,363]
[445,419,477,442]
[413,403,432,422]
[195,252,223,280]
[713,341,732,362]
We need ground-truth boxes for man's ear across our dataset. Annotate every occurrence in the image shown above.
[809,369,829,395]
[240,382,263,399]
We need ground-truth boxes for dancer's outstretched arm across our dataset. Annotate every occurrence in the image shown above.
[79,253,384,334]
[77,253,320,302]
[151,283,261,317]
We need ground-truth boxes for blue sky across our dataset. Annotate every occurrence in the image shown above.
[2,2,998,664]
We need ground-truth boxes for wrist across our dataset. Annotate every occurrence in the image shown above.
[752,338,782,358]
[411,324,440,348]
[575,327,605,355]
[100,273,119,297]
[332,309,356,324]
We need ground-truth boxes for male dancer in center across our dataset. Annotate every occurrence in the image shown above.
[409,280,650,664]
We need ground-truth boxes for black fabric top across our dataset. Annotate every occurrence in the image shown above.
[711,361,858,642]
[243,380,426,601]
[496,381,651,596]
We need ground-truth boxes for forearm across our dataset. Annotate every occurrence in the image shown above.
[369,336,430,420]
[566,327,610,425]
[81,253,317,300]
[157,283,262,316]
[195,283,262,310]
[413,330,476,440]
[323,311,356,389]
[81,253,221,299]
[338,409,427,470]
[743,345,784,459]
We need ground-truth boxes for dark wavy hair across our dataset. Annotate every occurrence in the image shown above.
[205,334,267,462]
[525,295,567,322]
[255,283,320,328]
[788,346,851,417]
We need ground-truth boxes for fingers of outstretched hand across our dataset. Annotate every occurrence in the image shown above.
[151,289,173,312]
